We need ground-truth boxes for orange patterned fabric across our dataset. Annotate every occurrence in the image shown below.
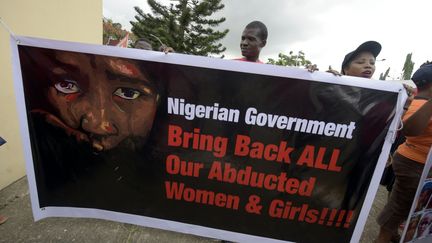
[397,99,432,164]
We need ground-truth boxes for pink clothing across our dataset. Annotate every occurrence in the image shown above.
[233,57,264,64]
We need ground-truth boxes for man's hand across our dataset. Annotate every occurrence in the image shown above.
[402,84,416,112]
[306,64,319,73]
[159,44,175,54]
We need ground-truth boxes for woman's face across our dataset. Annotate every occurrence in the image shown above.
[417,189,432,210]
[46,51,158,151]
[343,51,376,79]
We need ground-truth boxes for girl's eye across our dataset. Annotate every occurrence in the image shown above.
[113,87,141,100]
[54,80,80,94]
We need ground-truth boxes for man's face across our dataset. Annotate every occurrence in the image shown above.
[46,52,158,151]
[240,27,266,61]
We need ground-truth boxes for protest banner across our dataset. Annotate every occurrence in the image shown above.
[11,36,407,243]
[401,149,432,243]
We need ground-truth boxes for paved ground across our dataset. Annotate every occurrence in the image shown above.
[0,177,388,243]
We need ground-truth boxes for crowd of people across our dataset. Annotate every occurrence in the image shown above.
[186,20,431,243]
[150,19,430,243]
[35,19,432,243]
[8,19,431,243]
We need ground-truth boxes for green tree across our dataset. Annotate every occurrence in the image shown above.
[103,18,129,45]
[267,51,312,67]
[401,53,415,80]
[379,67,391,80]
[131,0,228,56]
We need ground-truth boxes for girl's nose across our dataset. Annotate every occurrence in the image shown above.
[81,109,118,135]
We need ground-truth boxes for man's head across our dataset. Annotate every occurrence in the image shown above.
[412,61,432,92]
[341,41,381,79]
[240,21,267,62]
[134,38,153,50]
[43,51,159,151]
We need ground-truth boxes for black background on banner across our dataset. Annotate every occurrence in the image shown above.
[19,46,398,243]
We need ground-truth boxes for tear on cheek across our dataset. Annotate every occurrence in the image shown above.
[102,122,114,133]
[65,93,80,102]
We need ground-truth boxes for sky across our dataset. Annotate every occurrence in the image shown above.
[103,0,432,80]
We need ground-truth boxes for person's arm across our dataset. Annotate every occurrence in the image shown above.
[159,44,175,54]
[403,99,432,136]
[401,85,415,117]
[305,64,319,73]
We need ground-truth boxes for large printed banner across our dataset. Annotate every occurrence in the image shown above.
[11,36,406,243]
[401,149,432,243]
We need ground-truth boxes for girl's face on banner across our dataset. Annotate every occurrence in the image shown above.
[417,214,432,237]
[47,52,159,151]
[405,216,420,241]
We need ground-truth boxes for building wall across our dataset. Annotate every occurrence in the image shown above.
[0,0,102,190]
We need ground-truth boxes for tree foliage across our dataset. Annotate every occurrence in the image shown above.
[401,53,415,80]
[379,67,391,80]
[267,51,312,67]
[131,0,228,56]
[103,18,129,45]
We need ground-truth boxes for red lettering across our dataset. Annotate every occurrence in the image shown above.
[299,177,316,196]
[298,204,309,221]
[314,147,328,170]
[234,135,250,156]
[166,154,180,175]
[165,181,184,199]
[277,141,293,163]
[165,154,203,177]
[264,144,278,161]
[268,199,285,217]
[263,174,277,190]
[328,149,342,172]
[285,179,299,194]
[297,145,315,167]
[237,166,252,185]
[305,209,319,223]
[223,163,237,183]
[297,145,342,172]
[250,142,264,158]
[276,172,288,192]
[289,205,302,220]
[168,125,182,147]
[208,161,223,180]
